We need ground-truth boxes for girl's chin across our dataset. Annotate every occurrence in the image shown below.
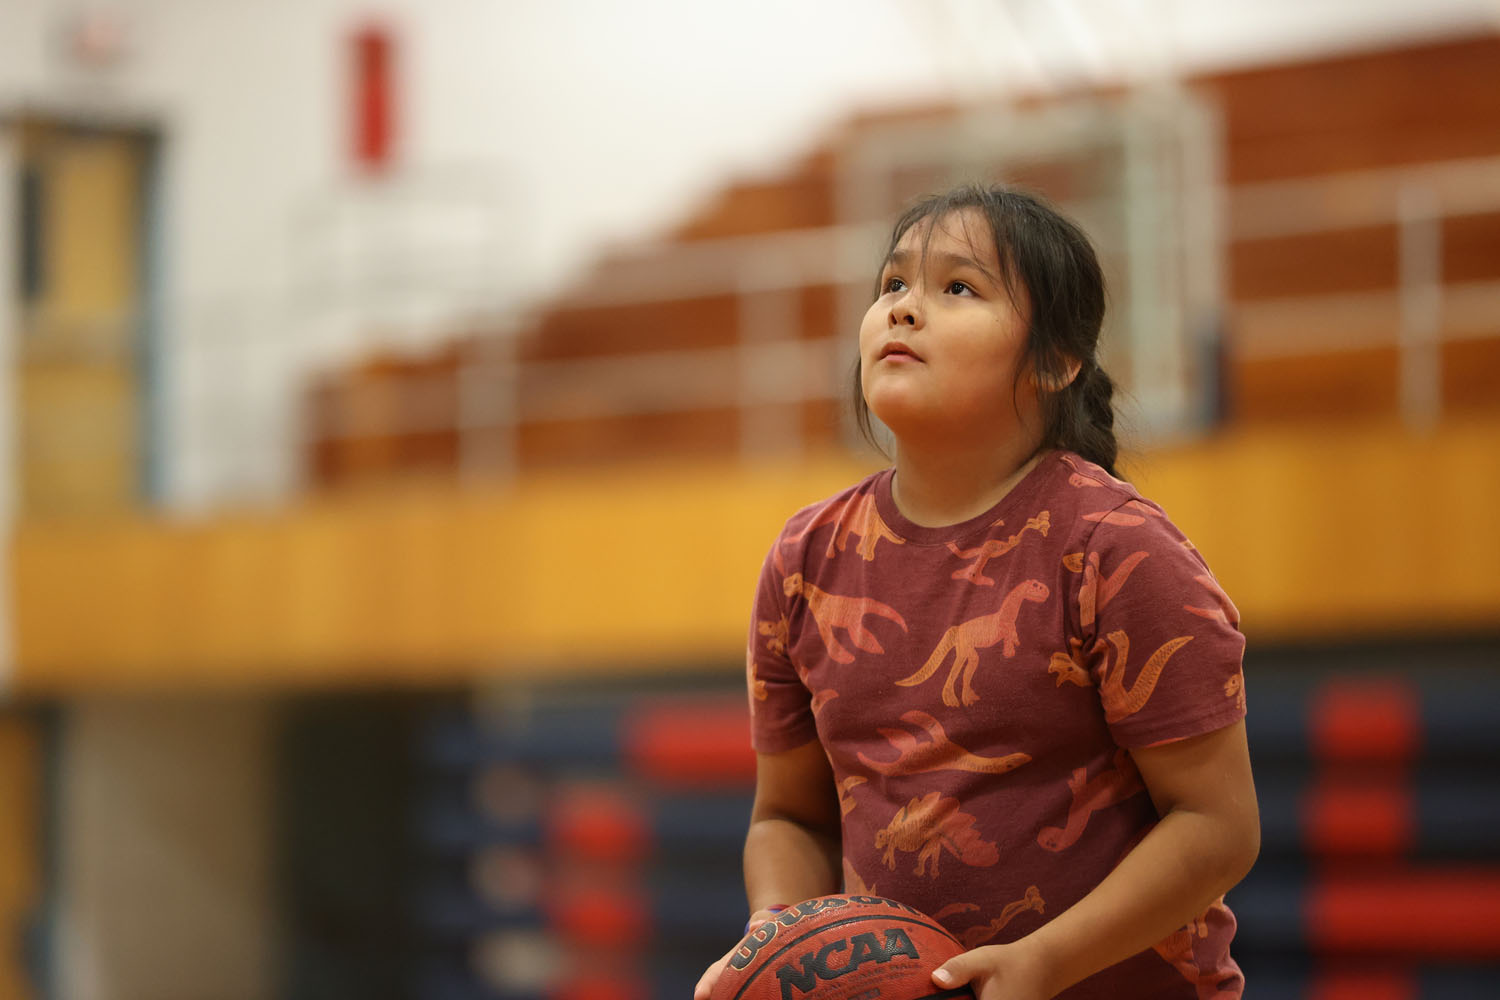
[868,396,1026,445]
[865,402,940,440]
[866,384,945,425]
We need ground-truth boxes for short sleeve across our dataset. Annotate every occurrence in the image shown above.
[747,538,819,753]
[1074,498,1247,748]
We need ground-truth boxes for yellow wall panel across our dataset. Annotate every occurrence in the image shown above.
[1132,420,1500,636]
[43,136,140,325]
[8,424,1498,693]
[18,365,137,514]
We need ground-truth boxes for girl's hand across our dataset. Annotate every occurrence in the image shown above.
[691,947,732,1000]
[931,940,1054,1000]
[691,910,780,1000]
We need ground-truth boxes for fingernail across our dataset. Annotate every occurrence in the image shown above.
[933,969,952,986]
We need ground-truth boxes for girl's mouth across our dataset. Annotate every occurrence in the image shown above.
[880,341,922,362]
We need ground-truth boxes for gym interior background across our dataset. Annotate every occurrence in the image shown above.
[1,3,1499,998]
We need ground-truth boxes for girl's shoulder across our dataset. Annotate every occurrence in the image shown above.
[1053,450,1134,495]
[1049,451,1157,511]
[1043,451,1189,549]
[775,469,888,549]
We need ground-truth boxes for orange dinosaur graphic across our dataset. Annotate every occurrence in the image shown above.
[1069,549,1150,628]
[947,512,1051,586]
[957,886,1047,947]
[1084,510,1145,526]
[747,650,766,703]
[1184,573,1239,627]
[874,792,998,877]
[1097,630,1194,724]
[782,573,908,664]
[780,653,839,716]
[784,492,905,562]
[757,615,789,656]
[1036,749,1144,851]
[827,492,905,561]
[838,775,867,817]
[1153,899,1237,1000]
[931,902,980,922]
[896,580,1050,706]
[1047,637,1093,688]
[1082,500,1163,527]
[856,710,1032,776]
[1224,672,1246,714]
[1060,453,1097,478]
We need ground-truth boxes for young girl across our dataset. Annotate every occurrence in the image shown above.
[695,185,1258,1000]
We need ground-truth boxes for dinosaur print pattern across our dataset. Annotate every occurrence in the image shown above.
[748,453,1248,997]
[930,901,980,922]
[747,650,766,703]
[947,511,1050,585]
[784,490,906,562]
[1084,510,1146,527]
[1184,573,1239,626]
[957,886,1046,947]
[1082,501,1165,527]
[1037,749,1144,851]
[857,710,1032,776]
[1068,549,1150,628]
[825,492,906,561]
[1153,898,1239,999]
[1047,636,1093,688]
[1224,672,1246,714]
[838,776,867,817]
[782,572,907,664]
[1097,630,1194,724]
[875,792,999,877]
[757,615,789,656]
[896,579,1050,706]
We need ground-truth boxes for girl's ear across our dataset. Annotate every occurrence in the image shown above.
[1031,358,1083,391]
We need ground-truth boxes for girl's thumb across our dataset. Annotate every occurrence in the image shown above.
[930,956,975,989]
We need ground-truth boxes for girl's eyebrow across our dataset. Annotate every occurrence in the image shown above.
[886,248,1001,284]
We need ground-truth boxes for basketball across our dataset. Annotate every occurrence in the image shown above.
[712,895,974,1000]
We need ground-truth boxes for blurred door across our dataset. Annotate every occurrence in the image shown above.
[13,117,154,515]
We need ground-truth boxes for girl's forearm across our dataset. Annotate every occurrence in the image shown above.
[744,816,842,913]
[1021,806,1259,997]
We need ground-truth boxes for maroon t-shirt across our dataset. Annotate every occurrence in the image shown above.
[747,451,1248,1000]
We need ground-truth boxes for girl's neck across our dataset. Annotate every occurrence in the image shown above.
[891,435,1048,528]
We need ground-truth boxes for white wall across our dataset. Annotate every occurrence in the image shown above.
[1,0,1495,508]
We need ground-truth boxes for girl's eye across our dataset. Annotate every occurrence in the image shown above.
[947,280,974,296]
[883,276,907,294]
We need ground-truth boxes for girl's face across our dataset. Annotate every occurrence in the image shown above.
[859,208,1041,446]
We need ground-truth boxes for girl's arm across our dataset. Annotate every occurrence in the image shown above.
[934,720,1260,1000]
[694,738,843,1000]
[744,738,843,911]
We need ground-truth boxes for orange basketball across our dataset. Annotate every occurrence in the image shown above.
[712,895,974,1000]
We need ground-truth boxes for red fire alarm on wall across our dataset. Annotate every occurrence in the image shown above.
[351,23,396,172]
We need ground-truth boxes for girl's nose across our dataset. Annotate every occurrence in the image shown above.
[889,290,921,327]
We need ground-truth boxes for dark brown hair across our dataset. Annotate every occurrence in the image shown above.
[853,184,1119,478]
